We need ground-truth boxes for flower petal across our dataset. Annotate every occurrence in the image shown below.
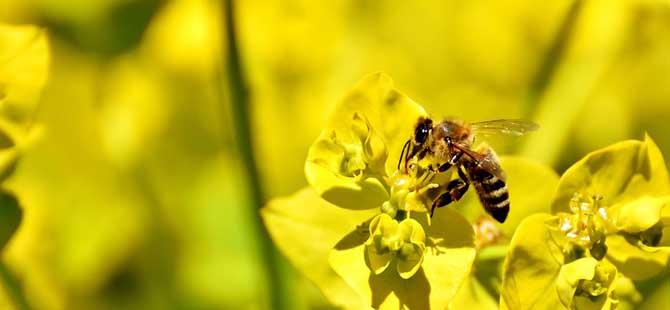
[305,73,428,210]
[396,243,424,279]
[365,214,395,275]
[612,196,669,233]
[552,135,670,214]
[605,234,670,281]
[325,72,428,178]
[261,188,377,309]
[396,219,426,279]
[501,214,565,310]
[305,131,389,210]
[556,257,598,307]
[365,244,393,275]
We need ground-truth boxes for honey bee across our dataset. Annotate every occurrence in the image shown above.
[398,117,538,223]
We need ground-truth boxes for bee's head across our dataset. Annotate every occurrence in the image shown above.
[398,117,433,171]
[413,117,433,146]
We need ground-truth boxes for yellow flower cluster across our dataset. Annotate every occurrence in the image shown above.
[264,73,670,310]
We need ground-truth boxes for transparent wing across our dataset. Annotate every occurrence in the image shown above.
[453,143,506,180]
[470,119,539,137]
[476,147,505,180]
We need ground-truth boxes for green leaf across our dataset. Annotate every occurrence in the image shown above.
[501,214,565,310]
[261,187,378,309]
[0,191,21,251]
[329,207,475,309]
[552,135,670,214]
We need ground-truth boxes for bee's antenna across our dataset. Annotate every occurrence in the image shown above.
[398,139,411,170]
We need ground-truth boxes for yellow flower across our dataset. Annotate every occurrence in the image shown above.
[501,136,670,309]
[365,214,426,279]
[263,73,477,309]
[450,157,560,309]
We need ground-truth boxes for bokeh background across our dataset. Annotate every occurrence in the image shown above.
[0,0,670,309]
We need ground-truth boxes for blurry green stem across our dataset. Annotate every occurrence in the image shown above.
[520,0,627,166]
[523,0,582,115]
[0,261,30,310]
[223,1,288,309]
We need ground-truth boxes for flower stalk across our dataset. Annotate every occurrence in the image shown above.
[222,1,288,309]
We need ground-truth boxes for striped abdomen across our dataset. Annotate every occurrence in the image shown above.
[466,165,510,223]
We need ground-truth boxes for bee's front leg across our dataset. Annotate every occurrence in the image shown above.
[430,167,470,217]
[438,151,464,172]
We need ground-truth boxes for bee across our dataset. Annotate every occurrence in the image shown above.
[398,117,538,223]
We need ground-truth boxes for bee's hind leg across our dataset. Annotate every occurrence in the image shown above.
[430,167,470,217]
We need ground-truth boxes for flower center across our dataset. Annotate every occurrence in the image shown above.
[381,167,440,217]
[550,193,615,260]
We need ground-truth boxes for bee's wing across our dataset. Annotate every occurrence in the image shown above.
[474,148,505,180]
[455,143,506,180]
[470,119,539,137]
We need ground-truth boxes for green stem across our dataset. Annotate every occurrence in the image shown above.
[0,261,30,310]
[520,0,627,166]
[523,0,583,116]
[223,1,288,309]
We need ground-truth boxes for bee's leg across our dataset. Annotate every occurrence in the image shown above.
[438,162,452,172]
[450,151,464,164]
[431,170,470,217]
[438,151,464,172]
[417,148,430,160]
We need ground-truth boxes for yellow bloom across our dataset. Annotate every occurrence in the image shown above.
[502,136,670,309]
[263,73,477,309]
[365,214,426,279]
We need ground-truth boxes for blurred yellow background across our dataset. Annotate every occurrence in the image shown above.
[0,0,669,309]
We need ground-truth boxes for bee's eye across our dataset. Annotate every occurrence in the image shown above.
[414,124,430,144]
